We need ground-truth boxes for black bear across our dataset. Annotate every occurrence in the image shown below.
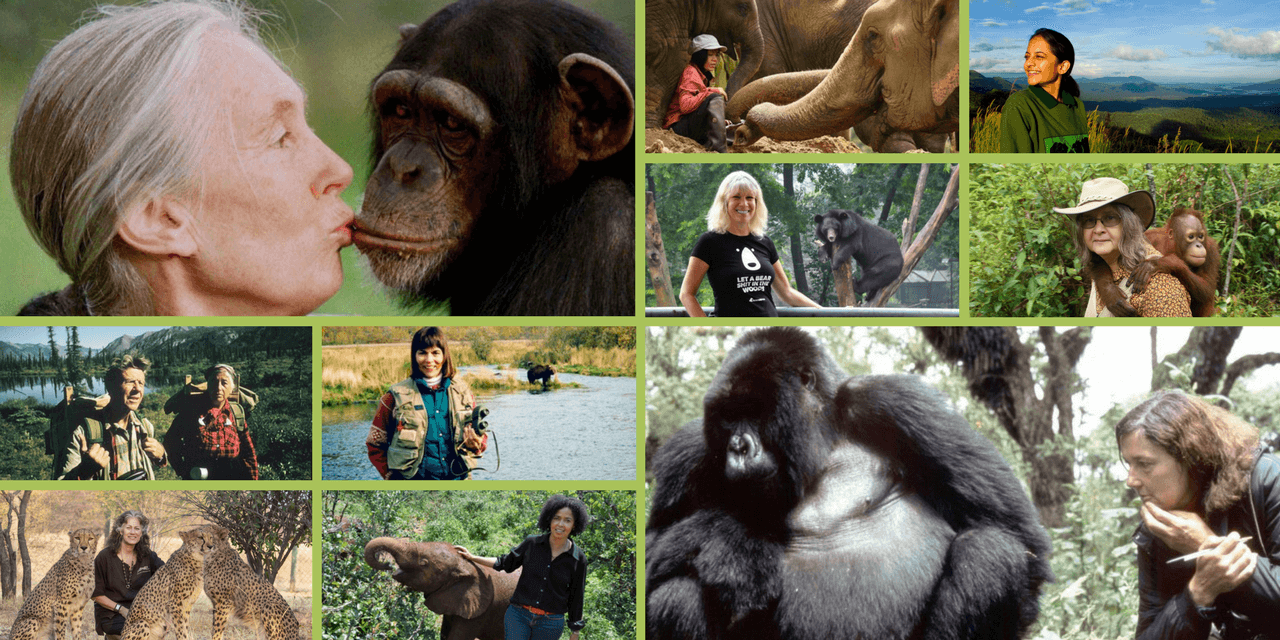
[527,364,555,389]
[813,209,904,304]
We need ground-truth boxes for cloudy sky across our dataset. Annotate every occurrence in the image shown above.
[0,327,157,350]
[970,0,1280,83]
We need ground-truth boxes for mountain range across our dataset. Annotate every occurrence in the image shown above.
[99,326,308,355]
[971,71,1280,101]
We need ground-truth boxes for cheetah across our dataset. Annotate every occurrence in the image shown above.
[9,528,99,640]
[118,525,220,640]
[203,526,300,640]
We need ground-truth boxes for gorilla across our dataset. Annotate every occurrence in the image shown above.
[646,327,1053,640]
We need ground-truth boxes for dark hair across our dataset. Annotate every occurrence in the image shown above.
[105,353,150,388]
[1115,390,1259,513]
[689,49,715,85]
[106,510,153,560]
[410,326,457,380]
[1031,28,1079,98]
[537,494,590,536]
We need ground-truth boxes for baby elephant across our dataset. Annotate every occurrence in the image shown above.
[10,528,100,640]
[527,365,555,390]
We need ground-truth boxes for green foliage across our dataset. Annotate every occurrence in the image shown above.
[969,163,1280,316]
[469,329,496,361]
[322,491,635,640]
[177,490,311,582]
[0,399,53,480]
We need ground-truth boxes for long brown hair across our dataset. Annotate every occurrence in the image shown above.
[1115,390,1260,513]
[106,510,154,560]
[410,326,457,380]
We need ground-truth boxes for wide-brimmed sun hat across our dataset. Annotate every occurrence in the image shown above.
[1052,177,1155,229]
[690,34,728,55]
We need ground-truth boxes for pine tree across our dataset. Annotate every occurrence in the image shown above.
[66,326,84,387]
[46,327,60,376]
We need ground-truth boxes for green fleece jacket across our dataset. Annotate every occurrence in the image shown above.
[999,86,1090,153]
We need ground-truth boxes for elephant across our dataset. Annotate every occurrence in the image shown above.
[527,364,555,389]
[727,0,959,152]
[646,0,875,130]
[364,538,520,640]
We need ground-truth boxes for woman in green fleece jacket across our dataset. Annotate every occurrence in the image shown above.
[1000,28,1090,153]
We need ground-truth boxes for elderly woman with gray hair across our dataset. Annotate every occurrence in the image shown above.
[162,363,259,480]
[11,0,354,315]
[1053,177,1191,317]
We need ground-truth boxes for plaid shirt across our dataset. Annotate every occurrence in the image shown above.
[58,410,164,480]
[163,402,259,480]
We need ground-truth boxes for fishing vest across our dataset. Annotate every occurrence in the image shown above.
[385,377,477,476]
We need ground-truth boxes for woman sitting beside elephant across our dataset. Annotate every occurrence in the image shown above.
[663,34,729,153]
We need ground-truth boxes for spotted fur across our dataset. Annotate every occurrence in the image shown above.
[203,526,300,640]
[9,528,100,640]
[119,526,219,640]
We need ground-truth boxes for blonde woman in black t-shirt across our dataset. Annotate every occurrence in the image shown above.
[456,495,591,640]
[679,171,822,317]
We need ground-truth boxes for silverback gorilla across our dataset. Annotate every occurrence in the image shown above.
[353,0,635,316]
[646,327,1053,640]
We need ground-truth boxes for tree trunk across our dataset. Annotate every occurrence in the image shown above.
[645,192,677,307]
[17,491,31,596]
[871,165,959,307]
[1151,327,1242,393]
[876,165,908,226]
[834,262,855,306]
[900,165,930,252]
[783,165,809,293]
[923,327,1089,528]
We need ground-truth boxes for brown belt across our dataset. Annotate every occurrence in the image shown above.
[518,604,554,616]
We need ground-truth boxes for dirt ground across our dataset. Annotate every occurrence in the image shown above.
[644,126,863,153]
[0,533,312,639]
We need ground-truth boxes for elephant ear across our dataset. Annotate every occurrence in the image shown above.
[930,0,960,106]
[422,555,495,619]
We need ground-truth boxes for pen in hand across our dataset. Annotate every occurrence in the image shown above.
[1166,537,1253,564]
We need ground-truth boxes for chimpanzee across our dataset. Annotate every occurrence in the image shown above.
[352,0,635,316]
[813,210,904,304]
[646,327,1053,640]
[1088,207,1221,317]
[526,364,555,389]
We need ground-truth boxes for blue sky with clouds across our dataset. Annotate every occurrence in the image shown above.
[0,327,162,351]
[970,0,1280,83]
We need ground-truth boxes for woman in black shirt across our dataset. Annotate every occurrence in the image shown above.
[91,510,164,639]
[456,495,590,640]
[679,171,821,317]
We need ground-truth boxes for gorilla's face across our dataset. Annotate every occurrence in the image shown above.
[701,337,836,514]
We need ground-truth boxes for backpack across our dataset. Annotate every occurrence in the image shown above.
[162,374,257,430]
[47,386,111,479]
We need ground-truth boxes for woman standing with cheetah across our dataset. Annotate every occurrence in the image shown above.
[92,511,164,639]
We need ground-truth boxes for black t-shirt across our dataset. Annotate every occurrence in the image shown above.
[493,533,589,631]
[92,547,164,634]
[691,231,779,317]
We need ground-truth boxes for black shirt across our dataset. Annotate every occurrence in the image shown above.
[691,231,780,317]
[92,546,164,634]
[493,533,588,631]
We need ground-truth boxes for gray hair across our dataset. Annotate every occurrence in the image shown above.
[10,0,272,315]
[1072,203,1150,274]
[706,171,769,236]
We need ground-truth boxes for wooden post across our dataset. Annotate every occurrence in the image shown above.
[645,191,677,307]
[833,262,856,306]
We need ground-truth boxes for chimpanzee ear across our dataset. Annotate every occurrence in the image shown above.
[397,23,419,46]
[557,53,634,162]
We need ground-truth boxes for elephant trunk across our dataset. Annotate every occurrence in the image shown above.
[735,31,881,145]
[724,22,764,101]
[726,70,828,122]
[364,537,406,571]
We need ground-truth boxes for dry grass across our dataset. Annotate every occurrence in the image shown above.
[0,532,311,639]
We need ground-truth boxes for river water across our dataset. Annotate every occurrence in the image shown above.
[321,371,636,480]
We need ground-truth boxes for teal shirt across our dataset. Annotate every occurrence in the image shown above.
[999,86,1090,153]
[414,377,460,480]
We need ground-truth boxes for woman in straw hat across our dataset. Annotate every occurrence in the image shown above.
[1054,177,1190,317]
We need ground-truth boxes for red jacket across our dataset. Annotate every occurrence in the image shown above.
[664,64,719,128]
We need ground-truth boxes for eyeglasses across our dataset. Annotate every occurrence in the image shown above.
[1077,213,1122,229]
